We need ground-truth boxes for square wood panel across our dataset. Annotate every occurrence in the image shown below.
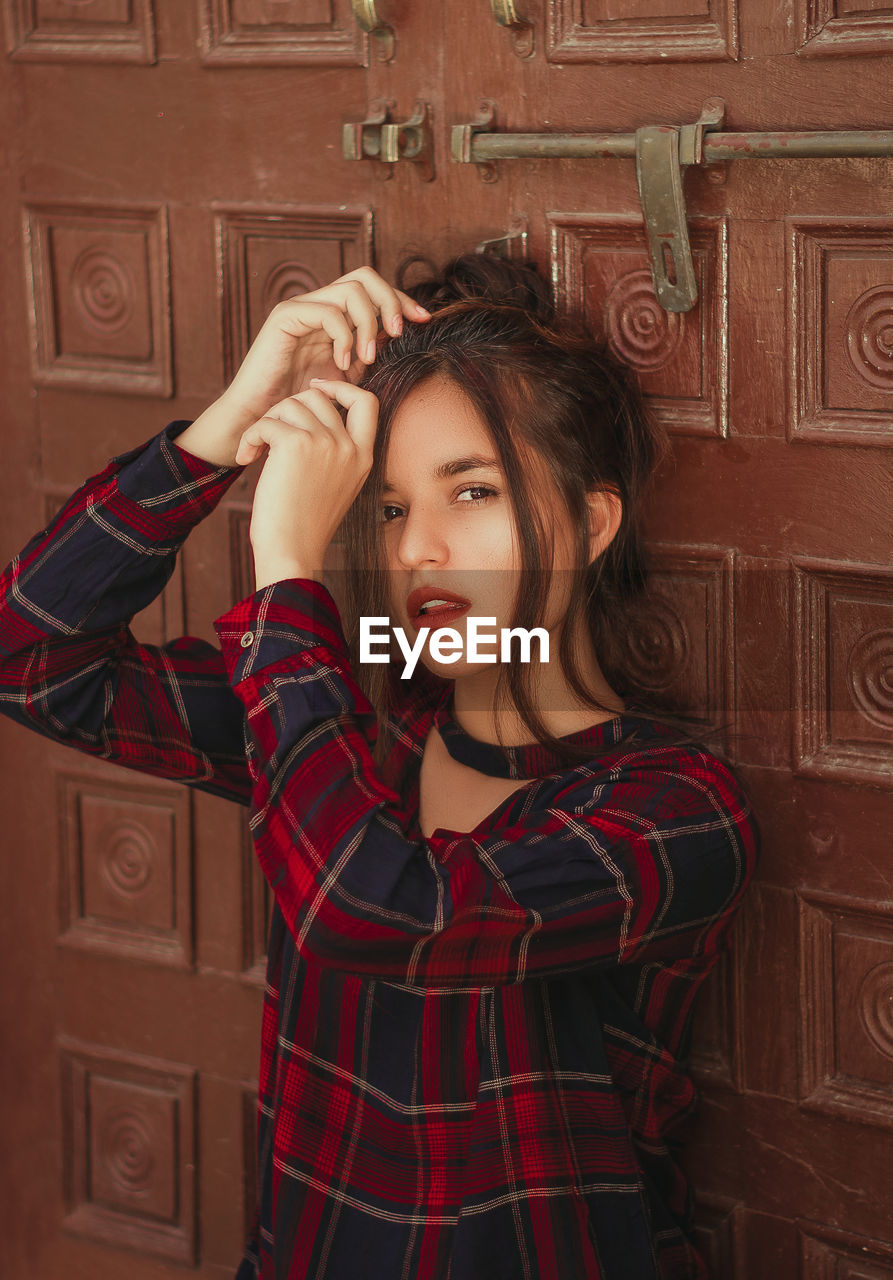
[551,215,728,437]
[199,0,366,64]
[23,202,172,396]
[800,1222,893,1275]
[548,0,737,60]
[793,557,893,786]
[798,0,893,54]
[214,204,373,384]
[59,1038,196,1262]
[626,543,736,739]
[790,220,893,446]
[57,772,193,966]
[6,0,156,62]
[799,889,893,1128]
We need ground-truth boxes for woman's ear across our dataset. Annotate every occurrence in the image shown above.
[586,486,623,565]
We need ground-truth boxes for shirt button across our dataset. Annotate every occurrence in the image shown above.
[240,631,254,648]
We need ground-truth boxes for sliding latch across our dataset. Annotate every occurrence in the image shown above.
[451,99,893,312]
[635,99,725,311]
[343,100,434,181]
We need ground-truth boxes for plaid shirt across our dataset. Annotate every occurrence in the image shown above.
[0,420,760,1280]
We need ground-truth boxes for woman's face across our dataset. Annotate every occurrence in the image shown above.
[380,372,580,681]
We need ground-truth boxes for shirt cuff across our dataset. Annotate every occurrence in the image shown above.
[213,577,351,686]
[106,420,246,540]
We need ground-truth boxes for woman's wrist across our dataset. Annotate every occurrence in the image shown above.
[253,560,322,593]
[174,394,257,468]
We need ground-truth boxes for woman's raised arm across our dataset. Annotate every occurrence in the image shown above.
[0,267,430,802]
[0,421,252,804]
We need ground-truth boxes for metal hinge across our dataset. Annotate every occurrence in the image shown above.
[451,98,893,312]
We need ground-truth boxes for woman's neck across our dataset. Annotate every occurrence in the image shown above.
[451,645,624,747]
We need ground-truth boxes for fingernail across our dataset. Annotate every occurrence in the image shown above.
[365,340,377,362]
[389,315,403,336]
[414,305,431,318]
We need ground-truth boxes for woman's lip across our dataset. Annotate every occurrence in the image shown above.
[410,603,472,629]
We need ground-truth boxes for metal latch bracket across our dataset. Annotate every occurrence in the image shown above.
[636,98,725,312]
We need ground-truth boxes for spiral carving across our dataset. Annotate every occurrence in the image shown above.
[845,286,893,390]
[262,262,322,314]
[71,247,134,334]
[625,595,689,691]
[99,1109,155,1192]
[858,961,893,1060]
[101,821,154,898]
[846,627,893,731]
[604,269,685,373]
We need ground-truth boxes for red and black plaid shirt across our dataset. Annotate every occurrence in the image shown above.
[0,420,760,1279]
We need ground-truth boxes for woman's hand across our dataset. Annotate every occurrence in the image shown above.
[235,379,378,591]
[175,267,429,467]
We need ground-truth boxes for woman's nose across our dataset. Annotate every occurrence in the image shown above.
[394,506,449,568]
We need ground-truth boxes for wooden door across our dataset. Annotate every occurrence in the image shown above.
[1,2,892,1277]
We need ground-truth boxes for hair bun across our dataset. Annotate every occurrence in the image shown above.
[395,252,556,323]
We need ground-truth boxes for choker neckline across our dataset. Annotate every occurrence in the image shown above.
[430,683,653,779]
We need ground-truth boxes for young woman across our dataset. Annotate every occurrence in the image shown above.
[0,256,760,1279]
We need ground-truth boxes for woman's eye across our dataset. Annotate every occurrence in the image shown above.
[455,484,497,504]
[381,486,498,523]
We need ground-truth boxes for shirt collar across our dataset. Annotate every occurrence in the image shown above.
[430,681,655,779]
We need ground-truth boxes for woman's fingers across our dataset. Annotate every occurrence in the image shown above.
[273,300,356,371]
[234,384,373,468]
[308,378,379,459]
[325,266,430,349]
[269,267,431,377]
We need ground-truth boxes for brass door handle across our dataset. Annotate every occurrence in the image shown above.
[350,0,394,60]
[490,0,533,56]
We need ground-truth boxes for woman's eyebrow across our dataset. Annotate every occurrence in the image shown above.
[383,456,500,495]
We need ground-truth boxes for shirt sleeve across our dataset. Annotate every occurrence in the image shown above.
[214,577,762,987]
[0,421,252,806]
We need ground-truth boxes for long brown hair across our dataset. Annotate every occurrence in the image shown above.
[338,254,730,772]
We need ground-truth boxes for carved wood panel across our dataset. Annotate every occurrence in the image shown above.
[59,1038,197,1261]
[214,205,373,383]
[6,0,156,62]
[199,0,366,64]
[551,215,728,437]
[57,772,193,966]
[791,221,893,447]
[800,1222,893,1276]
[548,0,737,61]
[626,542,736,736]
[23,202,172,396]
[793,557,893,786]
[797,0,893,55]
[799,889,893,1128]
